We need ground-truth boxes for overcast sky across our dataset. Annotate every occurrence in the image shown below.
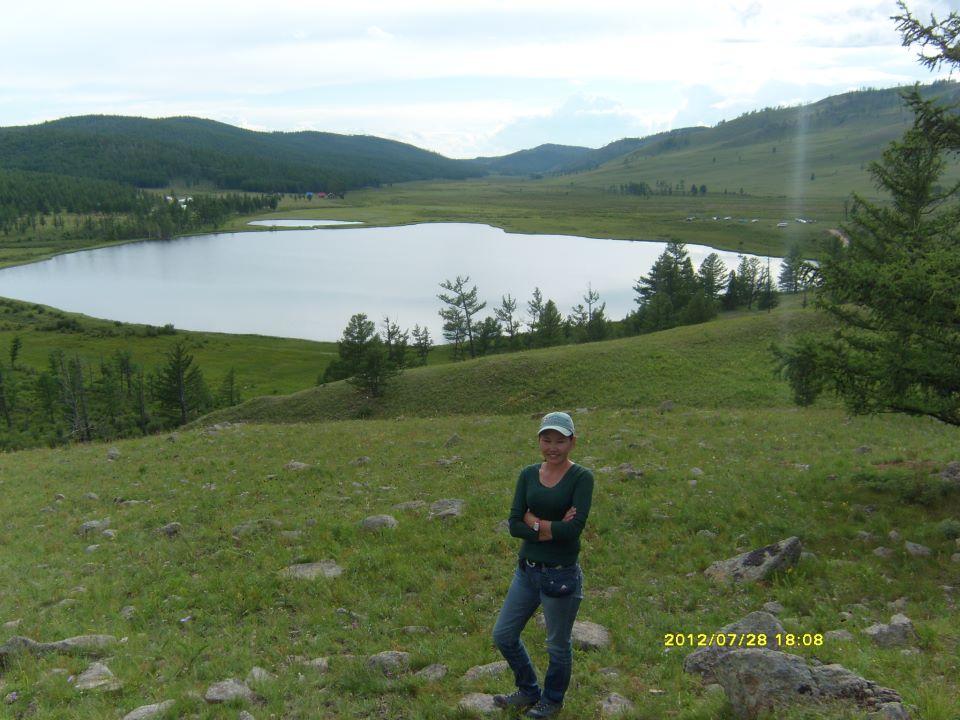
[2,1,956,158]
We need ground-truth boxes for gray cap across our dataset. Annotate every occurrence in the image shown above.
[538,411,575,437]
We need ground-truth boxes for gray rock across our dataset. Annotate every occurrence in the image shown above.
[864,614,918,648]
[303,657,329,672]
[697,529,717,540]
[939,461,960,483]
[415,663,447,681]
[888,529,901,542]
[874,547,894,558]
[239,712,256,720]
[857,531,877,543]
[279,561,343,580]
[684,611,785,683]
[232,518,282,538]
[904,541,931,557]
[691,467,704,477]
[658,400,676,413]
[54,493,66,501]
[599,667,620,676]
[444,433,462,447]
[429,498,464,520]
[495,519,510,534]
[617,463,643,479]
[435,455,462,467]
[704,537,802,584]
[952,553,960,563]
[762,602,784,615]
[599,692,635,716]
[361,514,398,530]
[74,661,121,691]
[4,691,17,704]
[393,500,427,512]
[367,650,410,675]
[279,530,303,542]
[572,620,610,650]
[107,447,120,461]
[204,678,255,703]
[855,445,872,454]
[350,456,371,466]
[2,619,21,629]
[245,666,275,684]
[85,544,100,553]
[284,460,309,471]
[83,492,100,501]
[78,518,110,535]
[101,529,117,540]
[871,703,912,719]
[825,630,854,642]
[158,522,181,538]
[0,635,117,667]
[122,700,175,720]
[402,626,430,635]
[120,606,136,620]
[458,693,498,714]
[463,660,510,681]
[887,597,908,612]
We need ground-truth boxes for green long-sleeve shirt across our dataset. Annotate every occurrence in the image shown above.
[508,462,594,566]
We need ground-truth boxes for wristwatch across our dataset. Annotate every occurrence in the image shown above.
[532,520,540,533]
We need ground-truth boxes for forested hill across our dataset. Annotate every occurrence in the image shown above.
[0,115,482,193]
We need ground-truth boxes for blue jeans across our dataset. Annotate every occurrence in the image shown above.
[491,558,584,705]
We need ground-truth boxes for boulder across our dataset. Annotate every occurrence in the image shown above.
[74,661,121,691]
[279,561,343,580]
[232,518,282,538]
[864,614,918,648]
[704,537,802,584]
[284,460,309,471]
[122,700,175,720]
[684,611,785,683]
[458,693,498,714]
[361,515,398,530]
[158,522,181,538]
[416,663,448,681]
[204,679,255,703]
[463,660,509,681]
[429,498,464,520]
[0,634,117,667]
[599,693,635,716]
[367,650,410,675]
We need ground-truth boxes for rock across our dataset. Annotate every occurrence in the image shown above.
[204,679,255,703]
[871,703,912,719]
[599,667,619,676]
[825,630,854,642]
[617,463,643,479]
[2,619,21,629]
[704,537,802,584]
[303,657,329,672]
[684,611,785,683]
[367,651,410,675]
[239,712,256,720]
[102,529,116,539]
[83,492,99,501]
[599,693,635,716]
[107,447,120,461]
[691,467,704,477]
[361,515,398,530]
[279,530,303,542]
[857,531,877,543]
[762,602,784,615]
[158,522,181,538]
[458,693,498,714]
[85,544,100,553]
[415,663,447,681]
[697,529,717,540]
[800,551,817,562]
[888,530,901,542]
[393,500,426,512]
[284,460,309,471]
[658,400,675,413]
[904,541,931,557]
[444,433,462,447]
[0,635,117,667]
[232,518,282,538]
[74,661,121,691]
[939,461,960,483]
[887,597,908,612]
[120,606,136,620]
[873,547,893,558]
[78,518,110,535]
[279,561,343,580]
[54,493,66,501]
[122,700,175,720]
[495,519,510,534]
[350,456,371,466]
[402,626,430,635]
[572,620,610,650]
[855,445,872,454]
[429,498,464,520]
[864,614,918,648]
[952,553,960,563]
[245,667,275,684]
[435,455,462,467]
[463,660,510,681]
[4,691,17,704]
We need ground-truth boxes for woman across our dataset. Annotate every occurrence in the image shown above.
[491,411,595,719]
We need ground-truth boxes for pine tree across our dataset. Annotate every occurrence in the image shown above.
[150,341,210,426]
[495,294,521,350]
[438,275,486,359]
[411,324,432,366]
[534,299,566,347]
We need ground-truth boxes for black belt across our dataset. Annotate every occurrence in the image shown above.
[520,558,575,570]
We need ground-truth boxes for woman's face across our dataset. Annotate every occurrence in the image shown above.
[539,429,575,466]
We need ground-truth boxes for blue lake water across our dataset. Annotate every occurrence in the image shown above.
[0,222,781,342]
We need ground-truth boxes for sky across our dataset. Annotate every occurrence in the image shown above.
[1,0,957,158]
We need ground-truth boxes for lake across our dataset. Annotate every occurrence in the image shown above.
[0,222,781,342]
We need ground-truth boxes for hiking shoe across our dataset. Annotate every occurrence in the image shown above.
[493,690,540,709]
[524,700,563,718]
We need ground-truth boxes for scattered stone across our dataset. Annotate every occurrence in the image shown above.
[691,467,704,477]
[871,703,912,719]
[444,433,462,447]
[158,522,181,538]
[204,678,255,704]
[83,492,99,501]
[279,561,343,580]
[697,529,717,540]
[463,660,510,681]
[84,545,100,553]
[888,530,901,542]
[435,455,462,467]
[825,630,855,642]
[704,537,802,584]
[361,515,398,530]
[239,712,256,720]
[855,445,872,454]
[800,551,818,562]
[952,553,960,563]
[939,461,960,483]
[106,447,120,461]
[284,460,309,471]
[392,500,426,512]
[864,614,918,648]
[874,547,894,558]
[857,531,877,543]
[684,611,785,683]
[122,700,175,720]
[78,518,110,536]
[599,692,635,716]
[495,519,510,534]
[54,493,66,501]
[762,602,784,615]
[415,663,447,681]
[350,456,371,466]
[429,498,464,520]
[904,541,931,557]
[658,400,675,413]
[887,597,908,612]
[572,620,610,650]
[714,649,904,719]
[232,518,282,538]
[74,661,121,691]
[403,626,430,635]
[120,606,136,620]
[279,530,302,542]
[367,651,410,675]
[166,433,178,443]
[617,463,643,479]
[5,691,19,704]
[102,529,116,540]
[598,667,619,676]
[458,693,497,714]
[303,657,329,672]
[245,667,275,684]
[3,619,21,630]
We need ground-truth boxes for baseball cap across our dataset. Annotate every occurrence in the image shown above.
[538,411,575,437]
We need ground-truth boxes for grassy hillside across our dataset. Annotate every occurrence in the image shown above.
[199,302,821,427]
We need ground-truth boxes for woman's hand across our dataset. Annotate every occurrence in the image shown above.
[563,506,577,522]
[523,510,538,529]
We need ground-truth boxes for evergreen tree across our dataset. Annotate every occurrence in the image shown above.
[526,287,545,335]
[381,316,409,369]
[757,262,780,311]
[474,316,502,356]
[778,244,805,293]
[324,313,376,382]
[348,336,398,398]
[533,299,566,347]
[697,253,727,302]
[217,368,241,407]
[438,275,486,360]
[411,324,432,366]
[150,341,210,426]
[9,336,21,369]
[495,294,521,350]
